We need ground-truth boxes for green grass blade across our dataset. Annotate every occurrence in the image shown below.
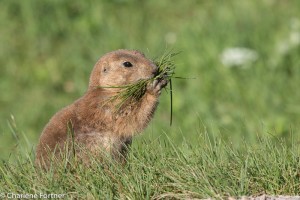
[170,79,173,126]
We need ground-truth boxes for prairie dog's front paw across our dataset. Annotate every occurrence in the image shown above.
[147,79,168,96]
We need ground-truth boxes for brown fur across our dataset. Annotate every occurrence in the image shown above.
[35,49,167,168]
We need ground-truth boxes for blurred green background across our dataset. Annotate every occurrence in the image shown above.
[1,0,300,159]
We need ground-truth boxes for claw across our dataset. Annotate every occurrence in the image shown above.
[147,78,169,95]
[152,79,159,88]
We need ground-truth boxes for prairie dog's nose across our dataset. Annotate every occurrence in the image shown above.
[152,67,159,77]
[150,63,159,76]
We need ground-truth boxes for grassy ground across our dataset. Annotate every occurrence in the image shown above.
[1,135,299,199]
[0,0,300,198]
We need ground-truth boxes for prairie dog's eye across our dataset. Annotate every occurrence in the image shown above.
[123,61,133,67]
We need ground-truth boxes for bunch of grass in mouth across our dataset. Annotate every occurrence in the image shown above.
[102,50,178,124]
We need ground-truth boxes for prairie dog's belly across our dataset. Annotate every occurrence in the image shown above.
[75,132,114,152]
[75,131,131,157]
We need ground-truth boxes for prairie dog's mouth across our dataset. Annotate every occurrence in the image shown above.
[144,74,156,81]
[144,70,167,83]
[146,76,154,81]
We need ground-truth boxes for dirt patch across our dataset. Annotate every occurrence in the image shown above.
[228,195,300,200]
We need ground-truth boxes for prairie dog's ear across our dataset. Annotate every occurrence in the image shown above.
[102,61,110,73]
[88,60,107,89]
[103,66,108,73]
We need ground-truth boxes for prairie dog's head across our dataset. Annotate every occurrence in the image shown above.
[88,49,158,90]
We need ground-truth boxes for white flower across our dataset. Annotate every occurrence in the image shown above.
[277,31,300,55]
[289,31,300,46]
[277,18,300,55]
[220,47,258,67]
[290,17,300,31]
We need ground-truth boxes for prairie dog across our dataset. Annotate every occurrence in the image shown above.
[35,49,168,167]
